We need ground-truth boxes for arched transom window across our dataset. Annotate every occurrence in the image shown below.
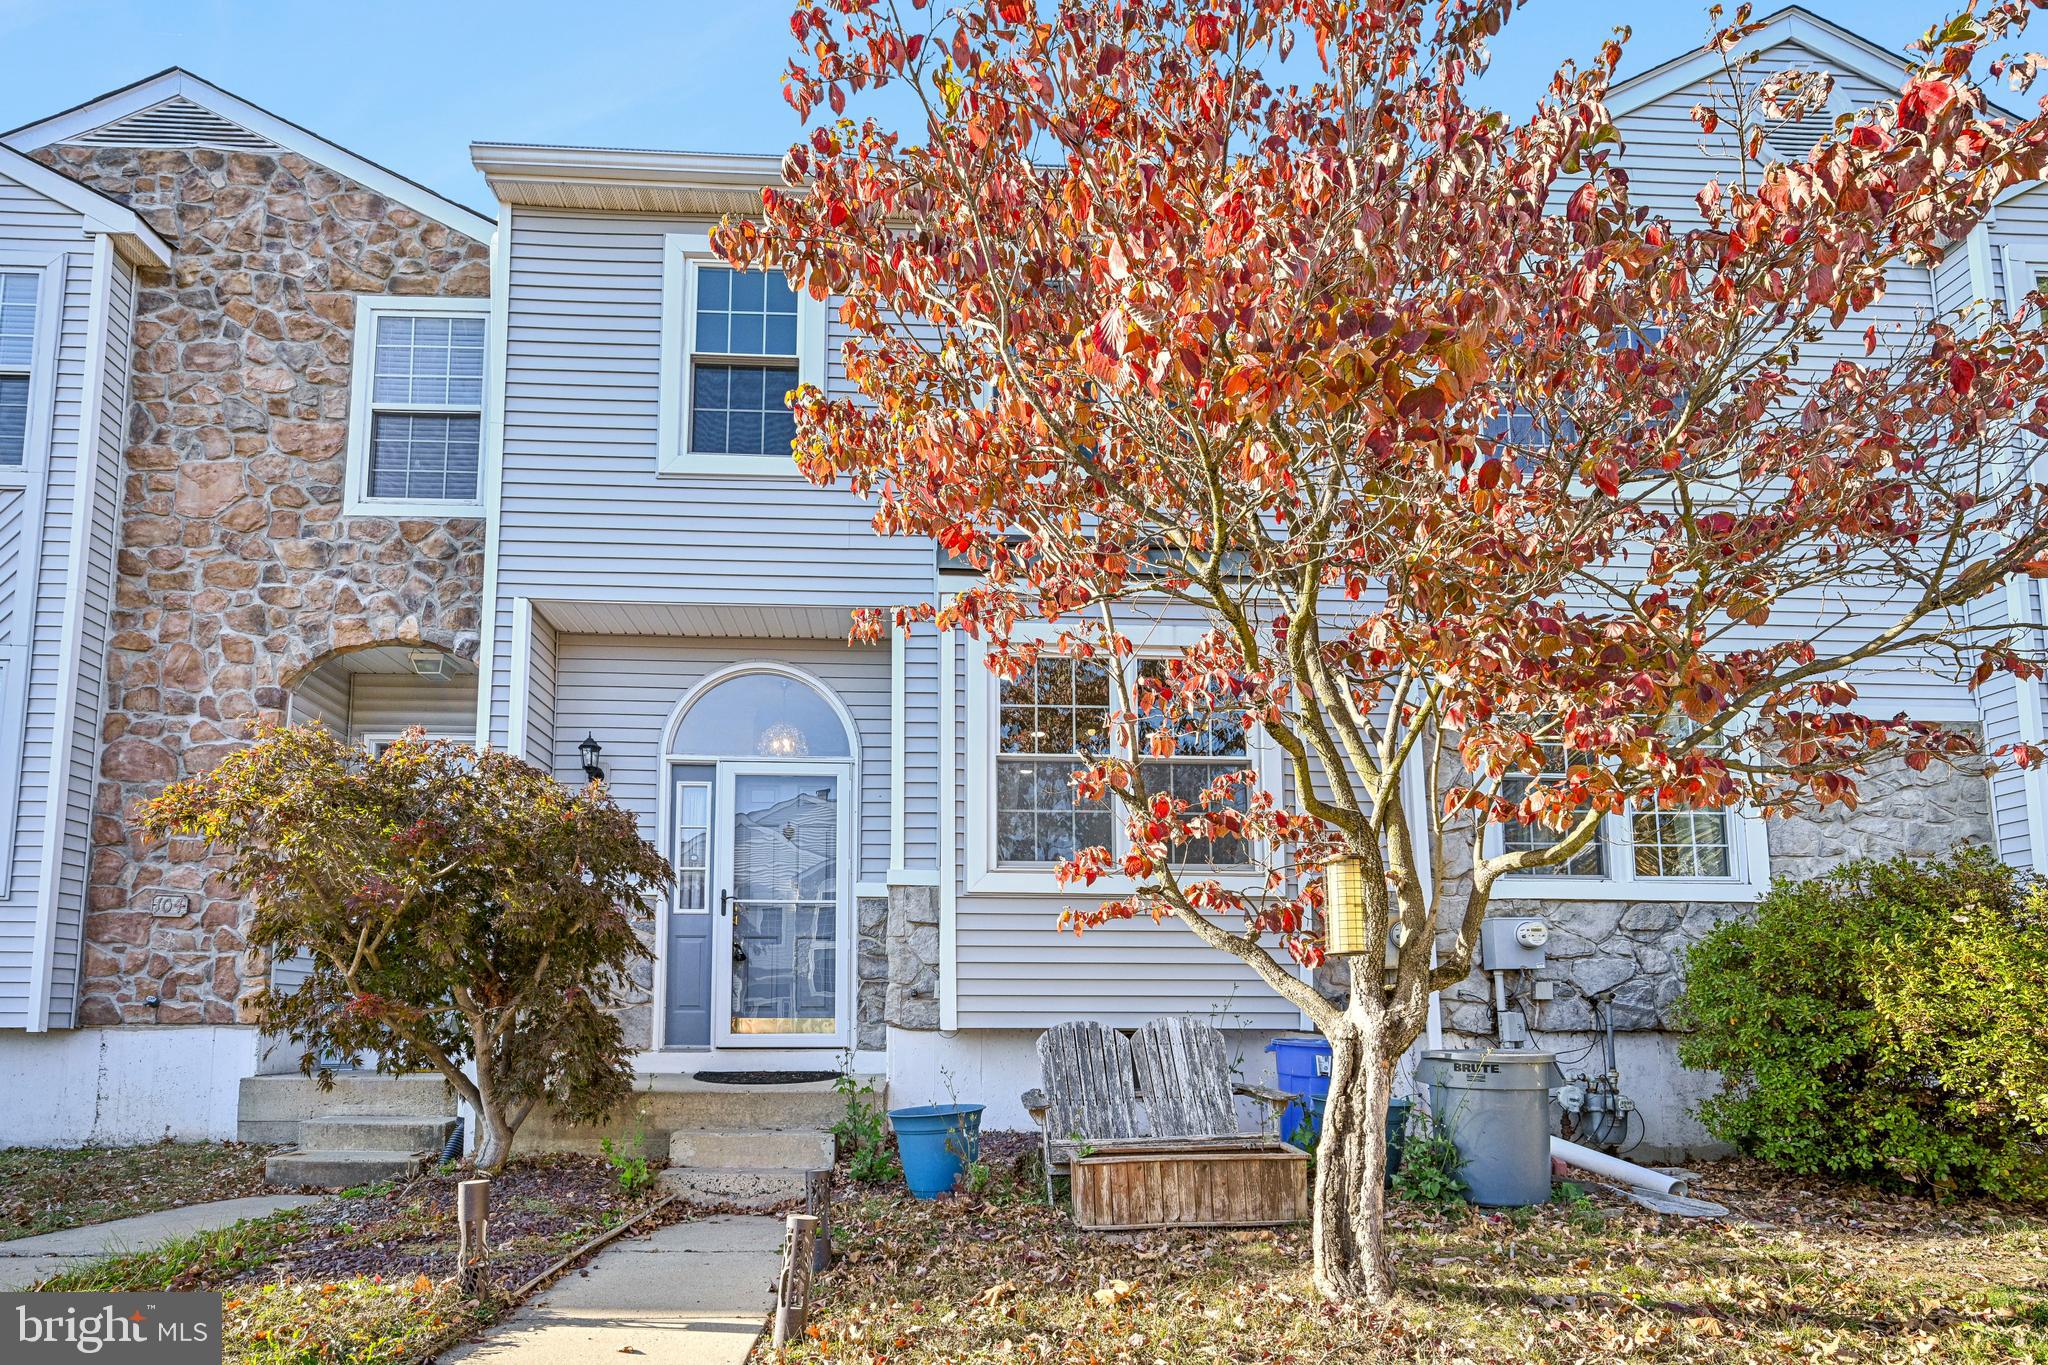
[672,669,853,759]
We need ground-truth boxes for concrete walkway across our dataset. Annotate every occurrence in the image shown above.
[0,1194,322,1290]
[439,1214,781,1365]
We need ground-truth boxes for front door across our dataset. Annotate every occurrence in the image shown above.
[710,762,852,1048]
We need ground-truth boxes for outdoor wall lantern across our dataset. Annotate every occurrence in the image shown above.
[1321,853,1372,956]
[579,733,605,782]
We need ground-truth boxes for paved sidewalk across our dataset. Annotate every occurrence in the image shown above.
[0,1195,322,1290]
[439,1214,781,1365]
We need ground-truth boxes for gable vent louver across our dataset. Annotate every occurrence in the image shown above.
[67,97,277,151]
[1761,109,1838,163]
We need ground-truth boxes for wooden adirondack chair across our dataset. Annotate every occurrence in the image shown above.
[1021,1017,1298,1208]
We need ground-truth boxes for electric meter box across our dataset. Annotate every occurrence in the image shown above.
[1479,916,1549,970]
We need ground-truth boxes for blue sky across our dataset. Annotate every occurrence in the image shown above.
[0,1,1993,216]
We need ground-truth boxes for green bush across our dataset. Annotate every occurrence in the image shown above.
[1677,847,2048,1199]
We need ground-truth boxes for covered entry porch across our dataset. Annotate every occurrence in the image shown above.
[506,599,921,1076]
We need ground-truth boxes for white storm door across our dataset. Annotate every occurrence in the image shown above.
[711,761,853,1048]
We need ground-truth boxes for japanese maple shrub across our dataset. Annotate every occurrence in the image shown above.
[721,0,2048,1302]
[1679,847,2048,1198]
[142,726,671,1173]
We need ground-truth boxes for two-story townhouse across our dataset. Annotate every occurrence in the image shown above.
[2,8,2041,1165]
[0,71,495,1142]
[475,6,2041,1164]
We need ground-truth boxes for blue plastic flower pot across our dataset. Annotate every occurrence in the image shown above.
[888,1103,984,1199]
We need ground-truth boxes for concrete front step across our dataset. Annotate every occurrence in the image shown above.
[238,1073,455,1144]
[668,1128,834,1171]
[660,1165,813,1210]
[301,1115,456,1154]
[267,1148,425,1189]
[515,1073,879,1160]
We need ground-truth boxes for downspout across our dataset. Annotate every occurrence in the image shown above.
[1400,742,1444,1050]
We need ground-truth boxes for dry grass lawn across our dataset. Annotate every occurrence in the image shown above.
[1,1139,275,1241]
[774,1159,2048,1364]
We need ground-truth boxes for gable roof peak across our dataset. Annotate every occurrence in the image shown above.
[3,67,493,242]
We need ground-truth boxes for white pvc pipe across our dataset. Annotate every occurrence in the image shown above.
[1550,1136,1689,1195]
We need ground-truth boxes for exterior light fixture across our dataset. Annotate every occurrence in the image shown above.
[407,649,448,680]
[1321,853,1372,957]
[579,733,605,782]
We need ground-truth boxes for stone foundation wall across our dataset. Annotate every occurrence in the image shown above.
[29,143,491,1026]
[1442,747,1996,1037]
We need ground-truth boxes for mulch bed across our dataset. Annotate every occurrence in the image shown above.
[245,1154,679,1290]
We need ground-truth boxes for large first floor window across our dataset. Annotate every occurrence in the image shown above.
[1494,732,1756,898]
[995,655,1113,865]
[987,649,1261,875]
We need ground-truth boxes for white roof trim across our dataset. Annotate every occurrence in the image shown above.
[1606,6,1916,120]
[471,144,788,216]
[6,69,494,243]
[0,143,172,268]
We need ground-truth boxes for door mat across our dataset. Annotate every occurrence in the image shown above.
[692,1069,841,1086]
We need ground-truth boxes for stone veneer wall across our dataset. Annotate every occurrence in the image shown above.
[28,144,491,1026]
[1440,748,1996,1037]
[885,883,940,1032]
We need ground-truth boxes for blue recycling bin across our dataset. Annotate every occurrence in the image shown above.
[1267,1034,1409,1179]
[1267,1034,1332,1143]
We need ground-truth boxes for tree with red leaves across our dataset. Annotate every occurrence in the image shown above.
[721,0,2048,1301]
[143,727,670,1174]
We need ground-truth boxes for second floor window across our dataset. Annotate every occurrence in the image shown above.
[345,297,489,517]
[0,272,36,466]
[659,233,825,476]
[689,266,799,458]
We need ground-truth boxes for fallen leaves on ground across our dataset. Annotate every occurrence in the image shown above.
[38,1153,683,1365]
[2,1139,276,1241]
[770,1151,2048,1364]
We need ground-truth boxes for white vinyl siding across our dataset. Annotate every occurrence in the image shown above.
[484,208,937,754]
[547,634,892,885]
[0,169,123,1028]
[344,295,488,516]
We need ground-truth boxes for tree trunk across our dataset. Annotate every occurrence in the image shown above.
[1311,1021,1398,1305]
[473,1106,517,1175]
[469,1041,517,1175]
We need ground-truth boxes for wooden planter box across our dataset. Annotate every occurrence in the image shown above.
[1070,1141,1309,1231]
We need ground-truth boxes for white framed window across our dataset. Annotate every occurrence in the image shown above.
[966,629,1281,895]
[344,295,488,516]
[658,231,826,476]
[0,271,36,467]
[1491,737,1768,902]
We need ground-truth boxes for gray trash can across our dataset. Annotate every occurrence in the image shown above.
[1415,1049,1562,1206]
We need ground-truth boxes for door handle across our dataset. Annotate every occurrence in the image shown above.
[720,890,730,917]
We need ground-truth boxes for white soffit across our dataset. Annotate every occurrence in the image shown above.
[5,68,495,243]
[471,144,781,215]
[534,599,869,642]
